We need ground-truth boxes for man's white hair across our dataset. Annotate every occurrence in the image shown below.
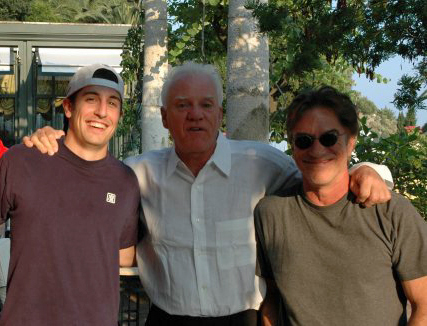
[161,61,223,107]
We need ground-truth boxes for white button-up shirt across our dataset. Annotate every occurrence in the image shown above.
[125,133,300,317]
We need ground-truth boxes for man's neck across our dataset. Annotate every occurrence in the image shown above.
[64,135,108,161]
[179,152,211,177]
[303,174,350,206]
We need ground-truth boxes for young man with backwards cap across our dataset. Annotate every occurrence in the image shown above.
[0,64,140,325]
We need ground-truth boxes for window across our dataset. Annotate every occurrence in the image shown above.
[34,48,124,131]
[0,48,16,147]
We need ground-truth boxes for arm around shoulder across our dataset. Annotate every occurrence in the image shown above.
[22,126,64,155]
[349,162,393,207]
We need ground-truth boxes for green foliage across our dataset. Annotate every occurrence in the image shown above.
[72,0,140,24]
[270,58,356,143]
[250,0,426,131]
[168,0,228,65]
[249,0,426,74]
[0,0,139,24]
[351,93,397,137]
[393,59,427,127]
[26,0,62,22]
[404,108,417,127]
[353,117,427,220]
[0,0,30,21]
[351,93,377,115]
[116,4,144,159]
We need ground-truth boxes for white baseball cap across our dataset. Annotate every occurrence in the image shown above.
[66,64,124,100]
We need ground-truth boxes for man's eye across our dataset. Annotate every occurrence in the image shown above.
[202,102,213,109]
[109,100,119,107]
[177,103,189,109]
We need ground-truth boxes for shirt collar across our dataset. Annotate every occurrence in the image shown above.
[209,132,231,177]
[166,147,181,178]
[166,132,231,178]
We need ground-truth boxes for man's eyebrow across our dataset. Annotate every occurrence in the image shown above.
[81,91,120,102]
[295,129,338,135]
[81,91,99,97]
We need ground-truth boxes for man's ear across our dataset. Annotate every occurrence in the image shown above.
[347,135,357,159]
[218,106,223,125]
[63,98,73,119]
[160,106,168,129]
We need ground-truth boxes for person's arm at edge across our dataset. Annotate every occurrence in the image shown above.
[350,162,393,189]
[260,278,280,326]
[402,275,427,325]
[119,245,136,267]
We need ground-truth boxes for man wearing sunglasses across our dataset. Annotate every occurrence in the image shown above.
[255,86,427,326]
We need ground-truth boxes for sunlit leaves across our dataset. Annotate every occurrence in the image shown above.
[354,118,427,220]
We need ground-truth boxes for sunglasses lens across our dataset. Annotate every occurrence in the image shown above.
[319,132,338,147]
[295,135,313,149]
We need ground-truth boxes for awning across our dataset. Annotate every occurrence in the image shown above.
[37,48,123,75]
[0,48,13,74]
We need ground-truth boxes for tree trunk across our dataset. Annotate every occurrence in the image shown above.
[226,0,269,142]
[141,0,169,151]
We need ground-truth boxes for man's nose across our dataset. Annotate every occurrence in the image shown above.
[309,138,328,156]
[187,105,203,120]
[94,101,107,118]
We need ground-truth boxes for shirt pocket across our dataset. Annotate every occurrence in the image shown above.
[216,217,256,270]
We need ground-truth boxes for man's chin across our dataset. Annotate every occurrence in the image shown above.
[304,174,335,188]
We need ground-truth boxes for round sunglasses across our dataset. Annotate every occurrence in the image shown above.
[293,130,344,150]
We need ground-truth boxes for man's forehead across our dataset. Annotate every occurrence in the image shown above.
[173,95,215,100]
[79,85,121,98]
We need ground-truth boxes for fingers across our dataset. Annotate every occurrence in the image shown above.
[24,127,64,155]
[30,129,49,154]
[362,188,391,208]
[45,130,65,155]
[22,136,34,148]
[350,165,391,207]
[353,179,370,206]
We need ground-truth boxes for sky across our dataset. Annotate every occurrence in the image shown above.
[352,56,427,127]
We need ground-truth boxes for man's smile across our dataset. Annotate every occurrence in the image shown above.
[87,120,108,130]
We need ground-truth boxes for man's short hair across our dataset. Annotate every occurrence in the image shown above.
[161,62,223,106]
[286,86,359,142]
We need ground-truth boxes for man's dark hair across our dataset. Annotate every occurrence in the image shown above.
[62,93,78,133]
[286,86,359,142]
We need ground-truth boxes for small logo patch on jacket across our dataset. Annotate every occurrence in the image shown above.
[106,192,116,204]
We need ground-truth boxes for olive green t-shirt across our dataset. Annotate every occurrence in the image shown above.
[255,186,427,326]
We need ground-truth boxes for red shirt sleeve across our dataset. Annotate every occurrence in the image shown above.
[0,140,8,159]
